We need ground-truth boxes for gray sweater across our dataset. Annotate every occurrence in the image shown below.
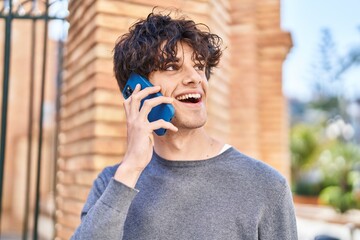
[72,147,298,239]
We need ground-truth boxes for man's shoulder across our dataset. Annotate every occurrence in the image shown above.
[223,147,287,190]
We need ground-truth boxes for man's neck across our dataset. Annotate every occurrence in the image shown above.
[153,128,223,161]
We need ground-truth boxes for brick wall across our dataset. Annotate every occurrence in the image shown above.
[228,0,292,176]
[56,1,125,237]
[55,0,291,238]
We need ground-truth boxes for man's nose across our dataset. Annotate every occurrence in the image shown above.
[182,67,203,85]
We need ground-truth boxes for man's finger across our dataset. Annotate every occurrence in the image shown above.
[150,119,178,132]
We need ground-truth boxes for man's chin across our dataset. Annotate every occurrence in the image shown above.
[172,119,207,131]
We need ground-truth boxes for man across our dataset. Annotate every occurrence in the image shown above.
[72,10,298,239]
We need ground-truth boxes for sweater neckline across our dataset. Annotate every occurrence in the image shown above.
[153,147,234,167]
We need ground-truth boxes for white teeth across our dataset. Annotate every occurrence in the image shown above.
[176,93,201,101]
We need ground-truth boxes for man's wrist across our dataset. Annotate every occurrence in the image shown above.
[114,162,143,189]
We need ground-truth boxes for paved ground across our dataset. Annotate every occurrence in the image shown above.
[297,217,360,240]
[295,203,360,240]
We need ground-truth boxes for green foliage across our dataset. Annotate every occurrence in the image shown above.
[292,176,323,196]
[290,124,320,172]
[308,97,340,116]
[319,186,359,213]
[291,122,360,212]
[290,123,325,196]
[318,143,360,212]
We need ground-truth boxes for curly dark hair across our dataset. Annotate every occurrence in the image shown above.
[113,10,223,91]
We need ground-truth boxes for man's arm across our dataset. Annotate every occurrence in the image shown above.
[71,170,138,240]
[114,84,177,189]
[71,84,177,239]
[258,183,298,240]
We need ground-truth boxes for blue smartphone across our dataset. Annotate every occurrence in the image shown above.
[122,73,175,136]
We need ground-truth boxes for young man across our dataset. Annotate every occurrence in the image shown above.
[72,11,298,239]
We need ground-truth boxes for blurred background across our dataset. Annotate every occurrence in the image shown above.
[0,0,359,239]
[282,1,360,239]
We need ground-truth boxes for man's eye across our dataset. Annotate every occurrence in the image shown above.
[194,65,205,71]
[165,64,178,71]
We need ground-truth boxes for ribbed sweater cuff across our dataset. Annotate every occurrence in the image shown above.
[99,178,138,213]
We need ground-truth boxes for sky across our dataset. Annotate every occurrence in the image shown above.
[281,0,360,101]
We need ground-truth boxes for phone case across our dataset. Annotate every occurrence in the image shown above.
[122,73,175,136]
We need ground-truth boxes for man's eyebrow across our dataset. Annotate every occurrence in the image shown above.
[165,58,180,63]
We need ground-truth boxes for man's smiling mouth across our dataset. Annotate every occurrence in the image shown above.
[175,93,202,103]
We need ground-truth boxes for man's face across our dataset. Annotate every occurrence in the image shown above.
[149,42,209,130]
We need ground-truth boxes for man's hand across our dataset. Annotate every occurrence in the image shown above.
[114,84,178,188]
